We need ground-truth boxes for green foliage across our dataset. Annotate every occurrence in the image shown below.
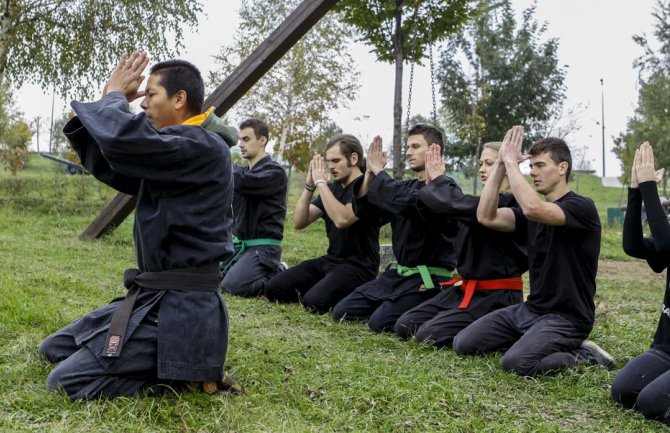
[0,83,30,175]
[0,119,30,175]
[336,0,475,64]
[614,0,670,191]
[0,0,202,98]
[209,0,359,173]
[439,0,566,171]
[4,118,30,149]
[614,70,670,189]
[49,111,76,153]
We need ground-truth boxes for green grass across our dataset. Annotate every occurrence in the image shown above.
[1,156,668,432]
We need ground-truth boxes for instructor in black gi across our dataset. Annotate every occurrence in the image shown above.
[39,51,239,399]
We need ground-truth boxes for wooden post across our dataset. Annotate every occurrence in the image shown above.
[80,193,136,240]
[80,0,338,240]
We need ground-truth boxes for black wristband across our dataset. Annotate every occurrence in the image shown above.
[304,183,316,192]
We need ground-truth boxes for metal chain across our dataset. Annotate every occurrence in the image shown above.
[405,62,415,134]
[430,43,437,125]
[427,6,437,125]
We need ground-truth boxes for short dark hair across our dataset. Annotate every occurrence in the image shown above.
[529,137,573,180]
[325,134,365,170]
[408,124,444,152]
[150,60,204,114]
[239,118,269,142]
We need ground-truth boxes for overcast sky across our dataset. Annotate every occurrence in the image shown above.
[17,0,659,177]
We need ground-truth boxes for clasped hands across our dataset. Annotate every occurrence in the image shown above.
[366,135,387,175]
[631,142,664,187]
[307,154,329,186]
[499,125,529,167]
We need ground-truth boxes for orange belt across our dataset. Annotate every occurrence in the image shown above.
[439,276,524,309]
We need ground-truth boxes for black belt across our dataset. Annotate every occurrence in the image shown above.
[102,263,220,358]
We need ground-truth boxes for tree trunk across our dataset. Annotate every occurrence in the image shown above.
[0,0,12,88]
[286,164,292,201]
[276,125,288,160]
[472,141,481,195]
[392,1,404,180]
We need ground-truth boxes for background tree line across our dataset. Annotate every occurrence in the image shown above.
[1,0,578,185]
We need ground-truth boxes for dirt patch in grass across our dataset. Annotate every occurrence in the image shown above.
[598,259,666,284]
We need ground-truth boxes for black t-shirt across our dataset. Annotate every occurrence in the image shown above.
[623,182,670,352]
[232,155,287,241]
[513,191,601,331]
[419,175,527,279]
[312,177,385,275]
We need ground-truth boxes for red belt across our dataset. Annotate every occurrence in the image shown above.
[439,276,524,309]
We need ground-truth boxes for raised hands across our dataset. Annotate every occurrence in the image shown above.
[499,125,528,166]
[366,135,387,175]
[425,144,445,183]
[103,51,150,102]
[634,141,665,185]
[310,154,329,184]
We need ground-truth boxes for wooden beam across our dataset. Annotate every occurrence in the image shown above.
[80,0,338,240]
[206,0,339,115]
[80,193,136,240]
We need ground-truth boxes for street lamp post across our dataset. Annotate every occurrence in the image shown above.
[601,78,606,178]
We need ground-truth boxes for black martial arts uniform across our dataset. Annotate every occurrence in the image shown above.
[221,155,287,297]
[39,93,236,399]
[612,181,670,422]
[265,177,384,313]
[332,171,458,332]
[453,191,603,376]
[394,175,527,346]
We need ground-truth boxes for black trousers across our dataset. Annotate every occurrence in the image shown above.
[453,303,593,376]
[264,256,373,313]
[221,246,281,297]
[39,310,159,400]
[394,285,522,347]
[612,348,670,422]
[332,288,437,333]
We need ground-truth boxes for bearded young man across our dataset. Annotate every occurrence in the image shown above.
[264,134,385,313]
[332,124,458,332]
[39,51,240,399]
[220,118,288,297]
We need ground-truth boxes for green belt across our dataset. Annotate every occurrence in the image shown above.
[396,264,453,289]
[220,237,282,275]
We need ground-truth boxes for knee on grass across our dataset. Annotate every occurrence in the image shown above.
[393,316,416,340]
[500,352,535,377]
[636,386,670,422]
[367,314,395,333]
[415,326,455,348]
[221,281,263,298]
[610,375,639,409]
[38,337,65,364]
[452,333,480,355]
[301,293,333,315]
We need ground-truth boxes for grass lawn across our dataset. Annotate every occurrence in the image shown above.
[1,155,668,432]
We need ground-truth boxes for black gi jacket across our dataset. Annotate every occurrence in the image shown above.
[353,171,458,299]
[232,155,287,241]
[368,171,457,269]
[63,92,234,381]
